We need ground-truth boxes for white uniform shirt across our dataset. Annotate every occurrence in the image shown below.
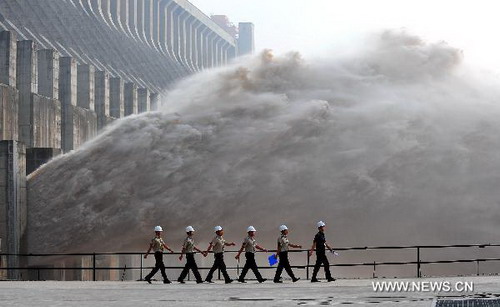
[278,234,289,252]
[183,236,195,253]
[211,235,226,254]
[243,236,257,253]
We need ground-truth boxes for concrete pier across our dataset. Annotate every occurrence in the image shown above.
[77,64,95,111]
[0,140,26,279]
[0,84,19,141]
[58,57,77,108]
[0,31,17,87]
[71,106,97,149]
[59,58,97,152]
[137,88,150,113]
[37,49,59,100]
[94,70,111,130]
[109,77,124,118]
[30,94,61,149]
[16,40,38,147]
[59,57,77,152]
[124,82,137,116]
[150,92,159,111]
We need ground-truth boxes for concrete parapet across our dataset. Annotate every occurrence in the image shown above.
[109,77,124,118]
[16,40,38,147]
[0,84,19,141]
[0,140,27,279]
[124,82,138,116]
[0,31,17,87]
[137,88,150,113]
[26,148,61,175]
[37,49,59,100]
[77,64,95,111]
[95,70,110,130]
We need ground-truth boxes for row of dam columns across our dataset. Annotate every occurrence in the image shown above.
[78,0,237,71]
[0,30,160,279]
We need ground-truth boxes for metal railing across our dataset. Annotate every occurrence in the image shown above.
[1,243,500,281]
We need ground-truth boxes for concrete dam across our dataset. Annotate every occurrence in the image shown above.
[0,0,253,279]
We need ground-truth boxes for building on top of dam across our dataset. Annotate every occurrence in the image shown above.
[0,0,254,280]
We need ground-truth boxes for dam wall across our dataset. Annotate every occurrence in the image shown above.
[0,0,248,280]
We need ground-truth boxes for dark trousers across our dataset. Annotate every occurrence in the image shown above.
[178,253,202,282]
[206,253,231,282]
[239,252,264,281]
[274,251,296,281]
[145,251,168,281]
[312,252,332,280]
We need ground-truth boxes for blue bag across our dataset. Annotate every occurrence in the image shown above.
[268,254,278,266]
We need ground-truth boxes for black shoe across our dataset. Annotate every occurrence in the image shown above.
[311,279,320,283]
[163,279,171,284]
[292,278,300,282]
[205,280,214,283]
[145,278,152,284]
[258,278,267,283]
[327,278,336,282]
[177,279,185,284]
[196,280,204,284]
[237,278,246,283]
[225,279,234,284]
[273,280,283,283]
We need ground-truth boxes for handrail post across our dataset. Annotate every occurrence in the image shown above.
[373,261,376,278]
[306,251,310,280]
[476,260,480,276]
[416,247,421,278]
[140,253,143,281]
[93,253,96,281]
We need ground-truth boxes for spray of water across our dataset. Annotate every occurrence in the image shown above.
[28,30,500,254]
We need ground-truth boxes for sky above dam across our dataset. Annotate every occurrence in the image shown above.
[190,0,500,72]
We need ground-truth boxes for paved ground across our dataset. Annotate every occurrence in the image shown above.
[1,276,499,306]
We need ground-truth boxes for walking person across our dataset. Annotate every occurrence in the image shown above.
[273,225,301,283]
[204,226,236,284]
[308,221,336,282]
[144,225,174,284]
[177,226,204,284]
[235,226,268,283]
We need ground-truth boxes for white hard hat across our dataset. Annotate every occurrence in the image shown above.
[185,226,195,232]
[317,221,326,227]
[214,226,223,232]
[279,225,288,231]
[154,226,163,232]
[247,226,256,232]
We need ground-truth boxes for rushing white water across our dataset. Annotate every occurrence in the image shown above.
[28,30,500,254]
